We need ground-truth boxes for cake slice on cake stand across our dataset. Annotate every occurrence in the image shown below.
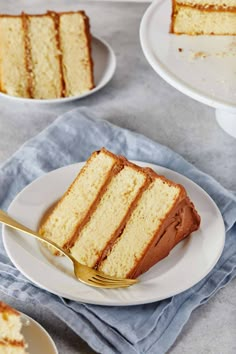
[140,0,236,138]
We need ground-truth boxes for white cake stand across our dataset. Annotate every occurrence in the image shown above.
[140,0,236,138]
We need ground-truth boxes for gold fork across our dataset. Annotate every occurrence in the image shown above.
[0,210,138,288]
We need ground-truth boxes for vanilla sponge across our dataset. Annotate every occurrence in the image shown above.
[171,0,236,35]
[0,302,27,353]
[0,11,94,99]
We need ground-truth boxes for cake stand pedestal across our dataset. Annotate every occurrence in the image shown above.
[215,110,236,138]
[140,0,236,138]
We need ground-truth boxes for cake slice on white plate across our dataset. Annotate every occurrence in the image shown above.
[0,10,94,99]
[40,148,200,279]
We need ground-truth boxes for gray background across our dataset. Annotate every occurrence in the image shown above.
[0,1,235,353]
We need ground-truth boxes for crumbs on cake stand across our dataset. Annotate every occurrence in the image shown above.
[177,39,236,61]
[189,51,209,60]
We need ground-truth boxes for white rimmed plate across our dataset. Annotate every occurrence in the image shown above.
[21,312,58,354]
[0,36,116,104]
[2,162,225,306]
[140,0,236,112]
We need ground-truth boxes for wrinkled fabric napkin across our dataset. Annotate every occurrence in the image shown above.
[0,107,235,354]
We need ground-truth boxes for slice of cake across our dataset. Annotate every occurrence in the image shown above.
[170,0,236,35]
[0,302,28,353]
[0,10,94,99]
[40,148,200,279]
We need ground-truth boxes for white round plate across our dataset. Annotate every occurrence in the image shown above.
[3,162,225,306]
[21,312,58,354]
[140,0,236,112]
[0,36,116,104]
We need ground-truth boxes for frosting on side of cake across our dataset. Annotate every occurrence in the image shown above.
[126,196,200,278]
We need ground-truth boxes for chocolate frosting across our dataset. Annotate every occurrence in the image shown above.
[126,196,200,279]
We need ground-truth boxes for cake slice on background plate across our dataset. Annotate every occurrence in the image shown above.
[170,0,236,35]
[0,10,94,99]
[0,301,28,354]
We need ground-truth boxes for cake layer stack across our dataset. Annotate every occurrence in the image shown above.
[170,0,236,35]
[0,302,28,354]
[40,148,200,279]
[0,11,94,99]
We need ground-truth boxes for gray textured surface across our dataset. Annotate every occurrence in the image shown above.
[0,1,235,353]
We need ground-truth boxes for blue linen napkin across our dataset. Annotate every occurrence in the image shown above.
[0,107,235,354]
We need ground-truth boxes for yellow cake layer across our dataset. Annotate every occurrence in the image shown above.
[0,17,29,97]
[172,4,236,34]
[0,344,26,354]
[99,177,181,278]
[27,15,62,99]
[0,311,23,343]
[0,302,27,354]
[70,164,148,268]
[39,149,121,252]
[59,12,94,96]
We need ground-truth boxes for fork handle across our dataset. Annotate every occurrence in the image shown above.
[0,209,41,238]
[0,209,70,260]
